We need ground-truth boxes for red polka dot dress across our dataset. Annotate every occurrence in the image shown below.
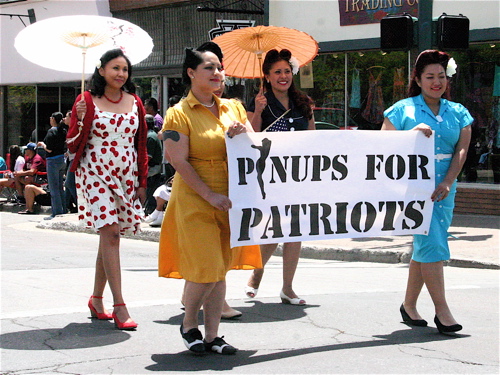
[75,102,144,235]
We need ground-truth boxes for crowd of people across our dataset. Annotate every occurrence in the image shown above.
[2,44,473,355]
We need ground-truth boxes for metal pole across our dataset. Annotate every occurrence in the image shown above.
[35,85,38,143]
[418,0,433,52]
[408,50,411,83]
[344,53,348,129]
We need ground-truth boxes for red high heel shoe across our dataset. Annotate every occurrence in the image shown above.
[112,303,138,330]
[88,296,113,320]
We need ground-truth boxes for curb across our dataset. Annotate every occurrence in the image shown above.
[36,219,500,270]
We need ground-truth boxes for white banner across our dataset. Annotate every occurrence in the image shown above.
[226,130,435,247]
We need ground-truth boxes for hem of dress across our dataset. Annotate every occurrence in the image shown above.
[159,264,261,282]
[79,220,142,236]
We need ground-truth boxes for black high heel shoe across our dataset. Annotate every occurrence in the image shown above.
[400,304,428,327]
[434,315,462,334]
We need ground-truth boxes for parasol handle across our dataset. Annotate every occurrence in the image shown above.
[80,34,87,121]
[256,33,265,90]
[81,48,87,97]
[257,52,264,90]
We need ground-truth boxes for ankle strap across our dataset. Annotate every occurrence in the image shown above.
[90,295,104,299]
[113,303,126,307]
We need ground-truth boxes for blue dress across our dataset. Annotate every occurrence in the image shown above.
[384,94,473,262]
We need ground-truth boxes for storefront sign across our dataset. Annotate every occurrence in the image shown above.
[299,63,314,89]
[208,19,255,39]
[338,0,418,26]
[226,130,435,247]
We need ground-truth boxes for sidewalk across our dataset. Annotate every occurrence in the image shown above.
[10,204,494,270]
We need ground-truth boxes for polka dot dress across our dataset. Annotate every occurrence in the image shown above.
[75,102,144,235]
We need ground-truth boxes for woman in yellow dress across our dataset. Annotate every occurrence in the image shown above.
[158,42,261,355]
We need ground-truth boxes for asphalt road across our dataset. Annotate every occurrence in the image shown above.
[1,212,499,374]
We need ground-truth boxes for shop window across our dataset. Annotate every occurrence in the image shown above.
[301,44,499,184]
[304,51,408,131]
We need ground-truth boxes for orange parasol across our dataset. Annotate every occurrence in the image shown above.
[212,25,319,79]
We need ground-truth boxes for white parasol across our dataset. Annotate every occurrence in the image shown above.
[14,15,154,94]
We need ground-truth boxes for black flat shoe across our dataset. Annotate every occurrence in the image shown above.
[204,336,237,355]
[180,324,205,354]
[18,209,35,215]
[400,303,428,327]
[434,316,462,334]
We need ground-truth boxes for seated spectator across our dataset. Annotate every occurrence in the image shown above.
[0,145,25,192]
[144,176,172,227]
[18,184,51,215]
[37,111,67,220]
[13,143,46,203]
[0,156,6,176]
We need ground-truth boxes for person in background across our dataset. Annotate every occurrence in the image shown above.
[144,97,163,132]
[13,142,46,203]
[0,156,6,175]
[144,175,173,227]
[158,42,261,354]
[37,111,67,219]
[169,95,182,108]
[18,183,51,215]
[0,145,24,191]
[245,48,315,306]
[67,48,148,331]
[144,114,164,215]
[30,122,49,159]
[157,95,182,182]
[63,110,78,213]
[382,50,472,334]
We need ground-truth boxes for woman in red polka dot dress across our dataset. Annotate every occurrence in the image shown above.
[67,49,148,330]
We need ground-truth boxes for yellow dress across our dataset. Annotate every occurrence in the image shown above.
[158,91,261,282]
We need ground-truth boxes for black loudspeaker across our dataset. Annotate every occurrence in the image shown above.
[437,13,469,50]
[27,8,36,24]
[380,13,415,52]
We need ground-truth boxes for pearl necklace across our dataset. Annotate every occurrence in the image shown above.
[201,100,216,108]
[103,90,123,104]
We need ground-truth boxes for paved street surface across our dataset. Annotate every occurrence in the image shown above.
[1,212,499,374]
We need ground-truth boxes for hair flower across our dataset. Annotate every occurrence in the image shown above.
[289,56,300,75]
[96,60,102,69]
[446,57,457,77]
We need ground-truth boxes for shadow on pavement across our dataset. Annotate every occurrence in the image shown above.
[448,231,494,242]
[146,328,469,372]
[0,321,131,350]
[154,300,320,326]
[451,215,500,230]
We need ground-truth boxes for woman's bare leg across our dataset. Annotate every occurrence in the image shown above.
[247,243,278,289]
[94,224,133,324]
[403,260,425,320]
[281,242,302,298]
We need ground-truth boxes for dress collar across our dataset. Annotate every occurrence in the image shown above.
[266,90,295,112]
[415,94,450,118]
[185,90,226,111]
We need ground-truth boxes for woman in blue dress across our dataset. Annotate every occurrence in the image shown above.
[382,50,473,334]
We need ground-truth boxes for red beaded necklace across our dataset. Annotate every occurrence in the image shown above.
[103,90,123,104]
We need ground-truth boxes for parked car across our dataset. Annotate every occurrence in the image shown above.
[313,107,358,130]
